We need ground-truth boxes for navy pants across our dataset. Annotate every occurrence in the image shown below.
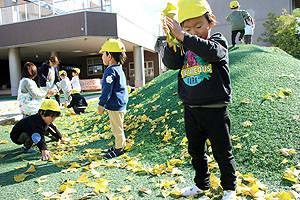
[231,30,245,46]
[184,106,237,191]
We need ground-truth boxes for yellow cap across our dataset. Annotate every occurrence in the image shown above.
[73,68,80,74]
[178,0,211,24]
[99,39,126,54]
[59,70,67,76]
[71,89,79,94]
[40,99,61,112]
[230,1,239,9]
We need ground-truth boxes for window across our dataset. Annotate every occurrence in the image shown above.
[87,57,104,76]
[129,61,154,83]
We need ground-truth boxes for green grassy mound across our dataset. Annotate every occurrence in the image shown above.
[0,44,300,199]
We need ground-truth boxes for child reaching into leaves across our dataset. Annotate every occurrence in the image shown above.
[162,0,237,199]
[67,90,88,114]
[98,39,128,159]
[10,99,67,161]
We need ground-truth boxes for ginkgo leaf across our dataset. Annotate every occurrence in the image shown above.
[14,173,31,182]
[0,140,8,144]
[25,165,36,173]
[77,172,89,182]
[242,121,252,127]
[279,148,296,156]
[0,154,6,157]
[118,185,132,193]
[32,187,43,194]
[241,99,250,104]
[125,176,134,181]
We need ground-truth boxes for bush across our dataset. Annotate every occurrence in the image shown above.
[258,8,300,59]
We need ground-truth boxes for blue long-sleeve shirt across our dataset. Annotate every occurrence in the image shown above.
[99,65,128,111]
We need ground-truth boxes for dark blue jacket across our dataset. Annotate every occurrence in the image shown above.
[99,65,128,111]
[37,62,60,87]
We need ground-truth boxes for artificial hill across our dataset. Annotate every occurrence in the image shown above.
[0,44,300,199]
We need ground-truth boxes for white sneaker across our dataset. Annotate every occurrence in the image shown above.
[222,190,236,200]
[181,185,203,196]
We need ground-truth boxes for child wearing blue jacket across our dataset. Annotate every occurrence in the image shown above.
[98,39,128,159]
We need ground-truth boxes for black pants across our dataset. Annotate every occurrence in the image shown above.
[73,106,86,114]
[184,106,236,191]
[244,35,252,44]
[231,30,245,46]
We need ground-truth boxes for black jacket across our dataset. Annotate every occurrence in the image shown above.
[10,113,62,151]
[37,62,60,87]
[67,94,88,108]
[162,32,232,106]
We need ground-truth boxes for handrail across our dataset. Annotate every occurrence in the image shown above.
[0,0,111,25]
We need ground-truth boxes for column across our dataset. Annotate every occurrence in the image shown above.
[9,47,21,96]
[133,46,145,87]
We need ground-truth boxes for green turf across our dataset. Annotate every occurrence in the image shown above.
[0,44,300,199]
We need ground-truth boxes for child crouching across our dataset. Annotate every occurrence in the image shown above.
[67,90,88,114]
[10,99,67,161]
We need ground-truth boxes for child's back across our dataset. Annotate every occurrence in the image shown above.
[226,10,250,31]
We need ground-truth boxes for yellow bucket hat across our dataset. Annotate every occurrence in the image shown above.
[178,0,211,24]
[99,39,126,54]
[59,70,67,76]
[73,68,80,74]
[40,99,61,112]
[230,1,239,9]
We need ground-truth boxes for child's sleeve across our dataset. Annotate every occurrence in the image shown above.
[99,69,114,107]
[47,124,62,141]
[162,45,184,70]
[182,33,227,63]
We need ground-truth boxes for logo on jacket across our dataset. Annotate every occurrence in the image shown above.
[106,75,113,84]
[181,51,212,86]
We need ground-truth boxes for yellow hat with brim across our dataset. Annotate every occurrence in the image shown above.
[59,70,67,76]
[40,99,61,112]
[230,1,239,9]
[178,0,211,24]
[99,39,126,54]
[73,68,80,74]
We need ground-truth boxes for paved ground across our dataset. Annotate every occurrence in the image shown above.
[0,94,100,125]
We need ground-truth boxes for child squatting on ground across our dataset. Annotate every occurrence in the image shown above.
[226,1,251,47]
[98,39,129,159]
[67,89,88,114]
[162,0,237,199]
[10,99,68,161]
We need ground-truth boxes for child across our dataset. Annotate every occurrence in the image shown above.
[70,68,81,93]
[244,16,255,44]
[37,56,61,105]
[98,39,128,159]
[226,1,250,47]
[10,99,66,161]
[162,0,236,199]
[67,90,88,114]
[57,70,72,106]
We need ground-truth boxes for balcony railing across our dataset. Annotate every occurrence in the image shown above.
[0,0,111,25]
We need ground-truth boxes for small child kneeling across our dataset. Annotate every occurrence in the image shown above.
[10,99,67,161]
[67,90,88,114]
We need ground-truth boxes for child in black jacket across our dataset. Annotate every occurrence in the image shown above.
[67,90,88,114]
[10,99,67,160]
[162,0,236,199]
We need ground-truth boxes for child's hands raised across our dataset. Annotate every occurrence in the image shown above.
[41,150,53,161]
[164,16,185,42]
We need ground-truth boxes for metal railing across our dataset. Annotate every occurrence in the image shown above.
[0,0,111,25]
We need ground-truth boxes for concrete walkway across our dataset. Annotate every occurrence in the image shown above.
[0,93,100,125]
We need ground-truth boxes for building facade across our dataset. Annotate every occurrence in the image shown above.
[0,0,162,96]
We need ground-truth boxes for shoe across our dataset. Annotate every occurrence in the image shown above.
[105,146,116,153]
[23,146,36,153]
[181,185,203,196]
[239,39,244,44]
[103,147,124,159]
[222,190,236,200]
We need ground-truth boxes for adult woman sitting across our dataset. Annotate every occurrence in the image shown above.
[18,62,54,118]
